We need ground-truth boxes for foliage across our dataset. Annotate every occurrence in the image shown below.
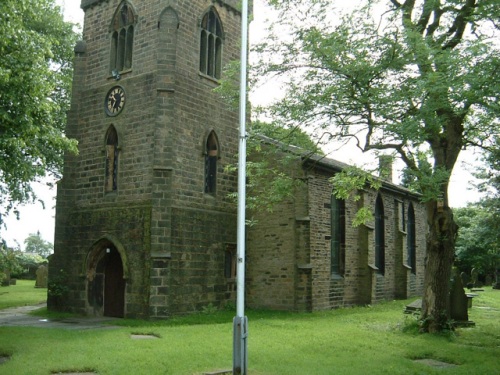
[47,268,68,299]
[255,0,499,196]
[457,136,500,277]
[0,244,21,284]
[254,0,500,332]
[11,251,45,279]
[251,120,323,154]
[454,204,500,277]
[23,231,53,258]
[225,120,321,213]
[0,0,79,223]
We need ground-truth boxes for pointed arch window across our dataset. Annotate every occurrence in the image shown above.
[205,131,219,194]
[199,9,223,79]
[331,194,346,276]
[375,195,385,275]
[110,2,136,73]
[105,126,119,192]
[407,203,417,274]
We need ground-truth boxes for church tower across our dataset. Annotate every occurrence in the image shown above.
[49,0,246,318]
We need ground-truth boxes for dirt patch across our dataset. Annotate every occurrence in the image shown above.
[130,334,159,339]
[0,356,10,365]
[413,358,458,368]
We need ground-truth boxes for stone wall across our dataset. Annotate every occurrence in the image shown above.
[51,0,242,318]
[246,153,427,312]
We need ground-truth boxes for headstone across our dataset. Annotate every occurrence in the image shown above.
[494,269,500,290]
[449,270,469,323]
[485,274,492,286]
[470,268,478,287]
[35,264,48,288]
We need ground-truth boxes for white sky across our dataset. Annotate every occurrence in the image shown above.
[0,0,482,250]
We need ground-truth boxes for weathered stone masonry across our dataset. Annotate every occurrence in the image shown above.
[49,0,425,319]
[49,0,243,318]
[246,152,427,312]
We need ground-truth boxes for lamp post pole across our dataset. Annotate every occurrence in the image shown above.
[233,0,249,374]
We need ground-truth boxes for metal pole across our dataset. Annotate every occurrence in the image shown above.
[233,0,249,374]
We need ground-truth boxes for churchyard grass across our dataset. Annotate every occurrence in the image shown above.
[0,279,46,310]
[0,283,499,375]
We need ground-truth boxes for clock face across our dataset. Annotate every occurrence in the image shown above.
[105,86,126,116]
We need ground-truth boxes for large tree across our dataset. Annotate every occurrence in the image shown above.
[454,204,499,278]
[254,0,500,332]
[24,231,53,258]
[0,0,78,223]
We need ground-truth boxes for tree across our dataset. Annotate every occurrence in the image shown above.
[458,136,500,280]
[24,231,53,258]
[225,120,321,214]
[0,241,21,284]
[255,0,500,332]
[454,205,499,279]
[0,0,78,222]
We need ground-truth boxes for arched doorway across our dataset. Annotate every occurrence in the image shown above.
[86,239,127,317]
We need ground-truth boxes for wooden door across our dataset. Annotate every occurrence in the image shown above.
[103,248,125,317]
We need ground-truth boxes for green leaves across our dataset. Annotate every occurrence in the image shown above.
[254,0,500,206]
[0,0,79,222]
[24,231,53,258]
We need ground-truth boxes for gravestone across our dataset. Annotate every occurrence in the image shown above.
[485,274,492,286]
[35,264,48,288]
[470,268,478,287]
[494,269,500,290]
[449,270,469,323]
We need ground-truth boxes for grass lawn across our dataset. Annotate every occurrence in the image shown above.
[0,279,46,310]
[0,282,499,374]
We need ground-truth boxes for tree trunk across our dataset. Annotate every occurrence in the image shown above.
[420,201,458,332]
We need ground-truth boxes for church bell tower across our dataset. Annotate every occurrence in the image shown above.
[49,0,246,318]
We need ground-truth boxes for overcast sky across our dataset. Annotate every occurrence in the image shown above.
[1,0,481,250]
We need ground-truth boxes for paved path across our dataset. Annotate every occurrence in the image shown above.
[0,303,119,330]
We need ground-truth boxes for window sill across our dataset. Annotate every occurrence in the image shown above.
[198,72,220,86]
[108,68,132,80]
[368,264,379,271]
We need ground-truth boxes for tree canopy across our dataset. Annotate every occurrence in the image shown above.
[24,231,53,258]
[255,0,500,332]
[455,136,500,280]
[0,0,78,223]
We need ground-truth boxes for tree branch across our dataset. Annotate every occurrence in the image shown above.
[442,0,477,50]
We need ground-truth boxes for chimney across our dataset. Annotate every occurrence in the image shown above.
[378,155,393,183]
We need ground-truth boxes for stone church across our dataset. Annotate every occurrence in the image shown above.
[48,0,426,318]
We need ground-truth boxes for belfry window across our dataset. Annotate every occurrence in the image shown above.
[110,2,136,73]
[331,194,346,276]
[205,131,219,194]
[105,126,119,192]
[375,195,385,274]
[199,9,223,79]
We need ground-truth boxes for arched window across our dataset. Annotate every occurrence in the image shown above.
[105,126,119,192]
[204,131,219,194]
[407,203,416,274]
[331,193,346,276]
[375,195,385,274]
[199,8,223,79]
[110,2,136,73]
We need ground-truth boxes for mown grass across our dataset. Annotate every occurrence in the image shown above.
[0,282,499,375]
[0,279,46,309]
